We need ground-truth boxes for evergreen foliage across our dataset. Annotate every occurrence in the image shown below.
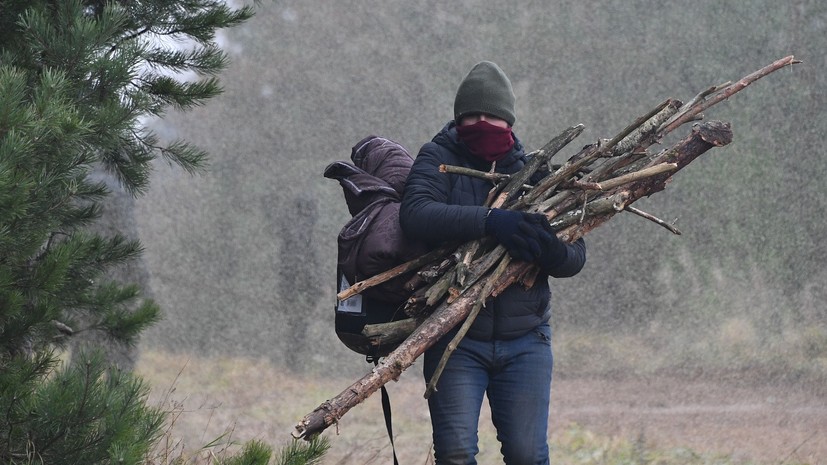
[214,440,273,465]
[2,351,166,464]
[275,437,330,465]
[0,1,275,464]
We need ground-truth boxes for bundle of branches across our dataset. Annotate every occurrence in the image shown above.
[293,56,799,440]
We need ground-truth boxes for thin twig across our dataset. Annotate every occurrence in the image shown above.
[337,244,454,301]
[440,165,535,193]
[779,431,817,464]
[624,206,682,235]
[440,164,509,183]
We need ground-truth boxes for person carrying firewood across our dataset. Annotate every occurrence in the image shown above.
[400,61,587,464]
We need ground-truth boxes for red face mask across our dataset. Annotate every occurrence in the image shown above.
[456,120,515,162]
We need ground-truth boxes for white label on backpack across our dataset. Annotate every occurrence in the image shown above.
[337,275,363,314]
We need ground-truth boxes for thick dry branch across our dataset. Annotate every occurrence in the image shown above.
[610,99,682,156]
[649,121,733,170]
[446,245,506,304]
[425,268,457,307]
[549,193,630,230]
[455,240,483,287]
[362,319,419,347]
[424,254,512,399]
[293,280,487,439]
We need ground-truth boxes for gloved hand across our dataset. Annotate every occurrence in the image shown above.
[485,208,549,262]
[534,217,568,270]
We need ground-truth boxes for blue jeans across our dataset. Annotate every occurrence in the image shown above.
[423,324,553,465]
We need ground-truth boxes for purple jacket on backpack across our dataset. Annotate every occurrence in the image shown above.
[325,136,429,357]
[325,136,428,304]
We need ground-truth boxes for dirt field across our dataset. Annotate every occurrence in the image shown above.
[360,373,827,465]
[551,375,826,464]
[138,353,826,465]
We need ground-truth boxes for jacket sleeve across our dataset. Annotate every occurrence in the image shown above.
[400,143,488,245]
[541,237,587,278]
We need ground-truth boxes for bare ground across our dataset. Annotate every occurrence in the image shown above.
[550,375,826,464]
[138,353,826,465]
[361,373,827,465]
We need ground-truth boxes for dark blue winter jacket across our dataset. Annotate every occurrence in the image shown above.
[400,122,586,340]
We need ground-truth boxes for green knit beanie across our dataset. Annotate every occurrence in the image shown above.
[454,61,516,126]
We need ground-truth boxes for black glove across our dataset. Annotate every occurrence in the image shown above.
[485,209,547,262]
[535,218,568,270]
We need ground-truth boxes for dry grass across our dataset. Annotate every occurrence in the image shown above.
[136,350,442,464]
[135,347,824,465]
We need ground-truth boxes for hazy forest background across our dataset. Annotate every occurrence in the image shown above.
[122,0,825,463]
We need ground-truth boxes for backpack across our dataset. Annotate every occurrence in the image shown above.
[324,135,427,360]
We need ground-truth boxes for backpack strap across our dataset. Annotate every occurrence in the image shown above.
[370,357,399,465]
